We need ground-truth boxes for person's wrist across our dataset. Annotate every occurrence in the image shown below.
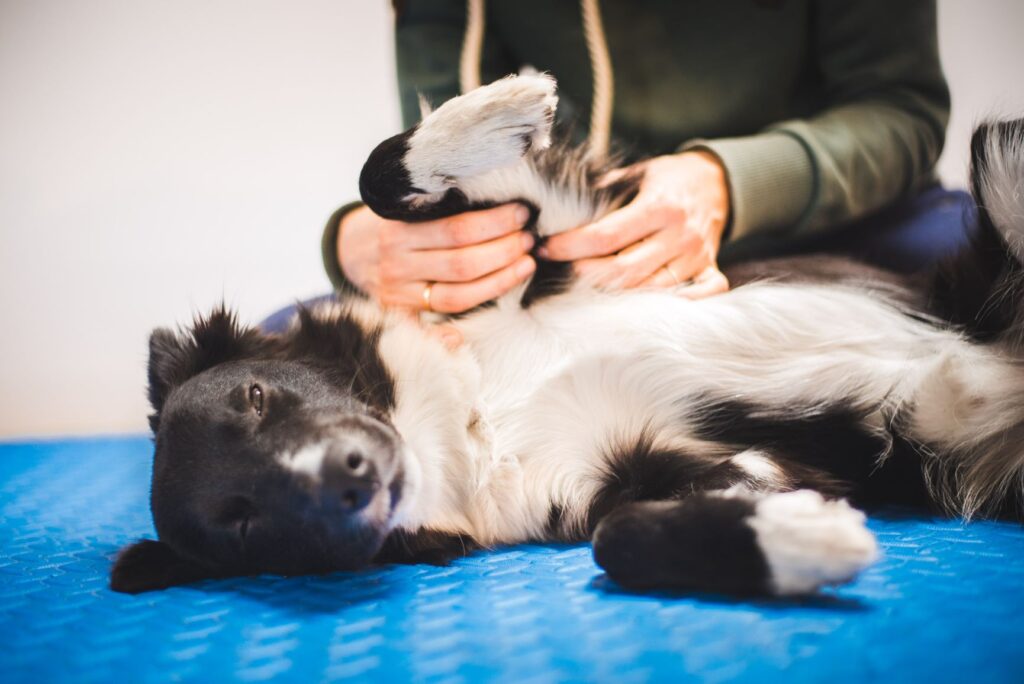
[682,149,730,242]
[337,205,375,293]
[322,201,369,296]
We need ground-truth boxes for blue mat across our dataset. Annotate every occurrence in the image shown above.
[1,437,1022,683]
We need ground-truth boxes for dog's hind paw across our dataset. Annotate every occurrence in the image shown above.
[747,490,879,595]
[403,74,559,195]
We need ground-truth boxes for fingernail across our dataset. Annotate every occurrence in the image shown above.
[516,257,536,278]
[521,233,535,250]
[515,204,530,226]
[536,246,550,258]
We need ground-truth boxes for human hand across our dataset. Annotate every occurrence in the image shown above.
[338,203,537,314]
[538,150,731,299]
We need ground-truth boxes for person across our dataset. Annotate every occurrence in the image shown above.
[321,0,950,315]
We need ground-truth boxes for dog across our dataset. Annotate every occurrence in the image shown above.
[111,74,1024,596]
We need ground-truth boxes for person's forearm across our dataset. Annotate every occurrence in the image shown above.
[684,0,948,241]
[773,98,947,233]
[684,94,947,242]
[681,132,814,242]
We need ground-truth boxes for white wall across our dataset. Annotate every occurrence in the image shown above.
[0,1,402,437]
[1,1,1022,439]
[935,0,1024,186]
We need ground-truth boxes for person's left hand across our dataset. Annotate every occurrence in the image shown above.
[538,150,731,299]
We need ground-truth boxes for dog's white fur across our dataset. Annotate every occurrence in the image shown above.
[979,124,1024,262]
[405,75,618,235]
[354,279,1024,547]
[745,490,879,595]
[342,75,1024,592]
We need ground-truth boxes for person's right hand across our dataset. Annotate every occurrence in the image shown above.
[338,203,537,314]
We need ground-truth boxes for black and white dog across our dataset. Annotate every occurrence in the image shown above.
[112,75,1024,596]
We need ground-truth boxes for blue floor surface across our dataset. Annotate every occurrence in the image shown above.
[1,436,1022,683]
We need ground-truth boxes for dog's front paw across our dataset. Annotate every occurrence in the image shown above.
[746,490,879,595]
[404,74,559,195]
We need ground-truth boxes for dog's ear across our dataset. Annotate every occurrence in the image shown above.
[110,539,220,593]
[147,307,275,430]
[147,327,187,423]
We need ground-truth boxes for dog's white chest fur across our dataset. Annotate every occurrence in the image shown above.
[373,274,1024,546]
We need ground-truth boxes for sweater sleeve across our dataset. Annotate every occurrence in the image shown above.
[685,0,949,241]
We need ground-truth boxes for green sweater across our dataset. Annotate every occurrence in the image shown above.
[324,0,948,289]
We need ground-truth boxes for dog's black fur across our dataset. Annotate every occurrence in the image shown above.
[111,75,1024,596]
[114,311,408,592]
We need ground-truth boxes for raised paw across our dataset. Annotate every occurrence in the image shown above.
[746,490,879,595]
[403,74,558,195]
[359,74,559,219]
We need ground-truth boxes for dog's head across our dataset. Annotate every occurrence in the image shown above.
[111,306,407,593]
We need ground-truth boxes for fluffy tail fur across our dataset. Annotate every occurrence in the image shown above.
[919,119,1024,519]
[930,119,1024,346]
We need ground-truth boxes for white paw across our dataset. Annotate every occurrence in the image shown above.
[746,490,879,595]
[404,74,559,195]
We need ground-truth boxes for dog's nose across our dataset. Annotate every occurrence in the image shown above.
[321,443,380,512]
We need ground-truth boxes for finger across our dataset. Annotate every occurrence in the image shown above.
[637,263,681,289]
[396,203,531,250]
[651,239,717,285]
[386,255,535,314]
[674,265,730,300]
[425,323,464,350]
[385,308,463,349]
[572,254,618,288]
[595,163,643,189]
[403,230,534,283]
[639,254,705,289]
[576,227,701,289]
[429,255,536,313]
[540,200,663,261]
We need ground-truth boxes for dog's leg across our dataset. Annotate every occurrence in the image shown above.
[591,489,878,596]
[581,431,876,596]
[359,74,558,221]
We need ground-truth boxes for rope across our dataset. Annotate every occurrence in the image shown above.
[459,0,485,93]
[580,0,614,162]
[458,0,614,161]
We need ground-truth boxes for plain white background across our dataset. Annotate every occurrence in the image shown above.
[1,1,1023,439]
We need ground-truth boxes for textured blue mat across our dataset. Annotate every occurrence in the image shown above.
[1,437,1022,683]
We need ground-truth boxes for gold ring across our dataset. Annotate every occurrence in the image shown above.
[663,264,681,285]
[422,282,434,311]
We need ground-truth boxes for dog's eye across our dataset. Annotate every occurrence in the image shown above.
[248,384,264,416]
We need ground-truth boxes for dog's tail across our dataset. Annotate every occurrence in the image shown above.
[919,119,1024,519]
[930,118,1024,346]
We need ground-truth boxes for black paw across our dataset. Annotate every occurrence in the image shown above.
[591,496,769,595]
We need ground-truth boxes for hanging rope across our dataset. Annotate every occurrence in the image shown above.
[458,0,614,160]
[459,0,485,93]
[580,0,614,162]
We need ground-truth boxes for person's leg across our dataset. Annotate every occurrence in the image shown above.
[819,186,975,272]
[720,186,976,273]
[259,293,338,334]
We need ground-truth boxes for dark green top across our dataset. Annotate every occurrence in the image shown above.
[324,0,949,290]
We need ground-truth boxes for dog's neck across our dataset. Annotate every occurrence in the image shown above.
[353,303,492,536]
